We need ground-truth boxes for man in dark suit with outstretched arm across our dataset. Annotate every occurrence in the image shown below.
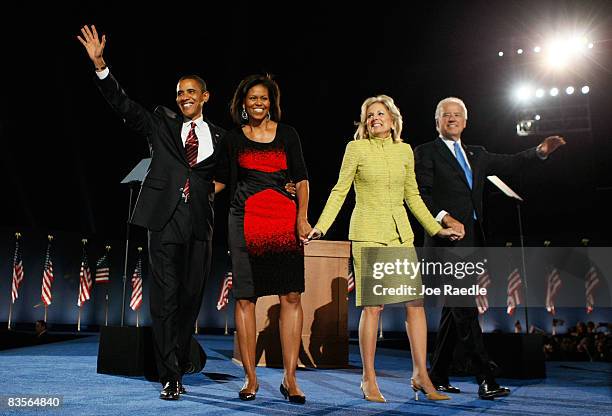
[414,96,565,399]
[78,25,223,400]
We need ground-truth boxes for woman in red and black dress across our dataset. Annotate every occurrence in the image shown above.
[216,74,311,403]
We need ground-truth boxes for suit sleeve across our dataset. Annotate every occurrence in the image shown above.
[483,147,539,176]
[214,132,231,186]
[414,144,441,216]
[314,141,359,235]
[404,145,442,237]
[95,72,158,140]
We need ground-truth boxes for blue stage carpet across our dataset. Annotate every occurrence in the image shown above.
[0,334,610,415]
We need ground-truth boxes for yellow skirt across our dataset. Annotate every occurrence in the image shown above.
[352,238,423,307]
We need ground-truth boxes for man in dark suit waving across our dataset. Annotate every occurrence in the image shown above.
[414,97,565,399]
[78,25,223,400]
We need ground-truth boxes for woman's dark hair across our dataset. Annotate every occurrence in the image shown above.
[229,74,281,125]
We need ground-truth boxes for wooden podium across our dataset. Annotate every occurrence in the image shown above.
[233,240,351,368]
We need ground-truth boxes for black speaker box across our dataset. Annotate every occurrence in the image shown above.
[97,326,206,381]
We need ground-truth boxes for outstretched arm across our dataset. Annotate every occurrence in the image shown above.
[76,24,156,139]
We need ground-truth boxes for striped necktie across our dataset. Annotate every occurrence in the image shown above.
[183,122,199,201]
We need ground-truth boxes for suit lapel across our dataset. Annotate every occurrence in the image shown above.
[464,144,481,189]
[435,137,471,189]
[173,115,189,164]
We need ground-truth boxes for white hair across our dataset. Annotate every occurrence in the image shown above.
[434,97,468,121]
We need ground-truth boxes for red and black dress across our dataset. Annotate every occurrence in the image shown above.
[216,123,308,298]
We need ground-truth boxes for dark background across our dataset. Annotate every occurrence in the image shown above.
[0,0,610,330]
[1,1,611,246]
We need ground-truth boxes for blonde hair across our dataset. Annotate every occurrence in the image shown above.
[353,95,403,143]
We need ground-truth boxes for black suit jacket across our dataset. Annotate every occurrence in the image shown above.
[96,72,225,240]
[414,137,538,246]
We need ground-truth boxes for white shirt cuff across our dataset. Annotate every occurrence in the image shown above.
[96,67,110,79]
[435,210,448,224]
[536,144,548,160]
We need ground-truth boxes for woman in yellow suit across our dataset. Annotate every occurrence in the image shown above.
[309,95,462,402]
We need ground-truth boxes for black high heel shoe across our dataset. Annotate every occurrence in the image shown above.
[280,383,306,404]
[239,381,259,401]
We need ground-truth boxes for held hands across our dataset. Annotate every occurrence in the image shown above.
[435,227,464,241]
[306,227,322,242]
[76,25,107,68]
[537,135,566,157]
[441,214,465,238]
[297,218,313,245]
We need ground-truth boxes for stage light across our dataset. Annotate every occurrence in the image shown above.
[514,85,533,102]
[498,51,504,57]
[566,86,575,95]
[534,46,541,53]
[550,87,559,96]
[535,88,545,98]
[535,114,541,120]
[546,39,569,69]
[581,85,590,94]
[517,48,524,54]
[516,119,535,136]
[588,42,594,49]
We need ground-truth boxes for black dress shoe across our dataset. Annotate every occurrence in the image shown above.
[478,380,510,400]
[280,383,306,404]
[160,381,180,400]
[435,383,461,394]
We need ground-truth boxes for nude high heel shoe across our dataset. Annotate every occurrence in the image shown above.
[360,380,386,403]
[411,378,451,401]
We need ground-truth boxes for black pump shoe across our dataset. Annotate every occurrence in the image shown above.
[280,383,306,404]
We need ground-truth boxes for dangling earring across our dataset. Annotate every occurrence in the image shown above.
[266,112,271,120]
[241,105,248,121]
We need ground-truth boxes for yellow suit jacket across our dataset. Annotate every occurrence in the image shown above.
[315,138,442,244]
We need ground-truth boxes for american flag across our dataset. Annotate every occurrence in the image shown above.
[585,265,600,314]
[545,268,562,315]
[77,246,92,307]
[347,259,355,293]
[11,235,25,304]
[506,268,522,315]
[40,240,54,306]
[475,269,491,314]
[95,252,110,284]
[129,254,143,311]
[216,271,233,311]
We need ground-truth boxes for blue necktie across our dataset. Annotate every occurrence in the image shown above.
[453,141,477,220]
[453,141,473,189]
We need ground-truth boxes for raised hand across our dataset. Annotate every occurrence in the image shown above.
[76,25,107,68]
[537,135,566,157]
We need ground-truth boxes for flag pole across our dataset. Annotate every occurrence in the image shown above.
[136,309,139,328]
[224,310,229,335]
[44,305,47,322]
[8,304,12,330]
[104,245,111,326]
[194,319,199,335]
[378,313,384,340]
[78,238,88,332]
[77,307,81,332]
[8,232,21,330]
